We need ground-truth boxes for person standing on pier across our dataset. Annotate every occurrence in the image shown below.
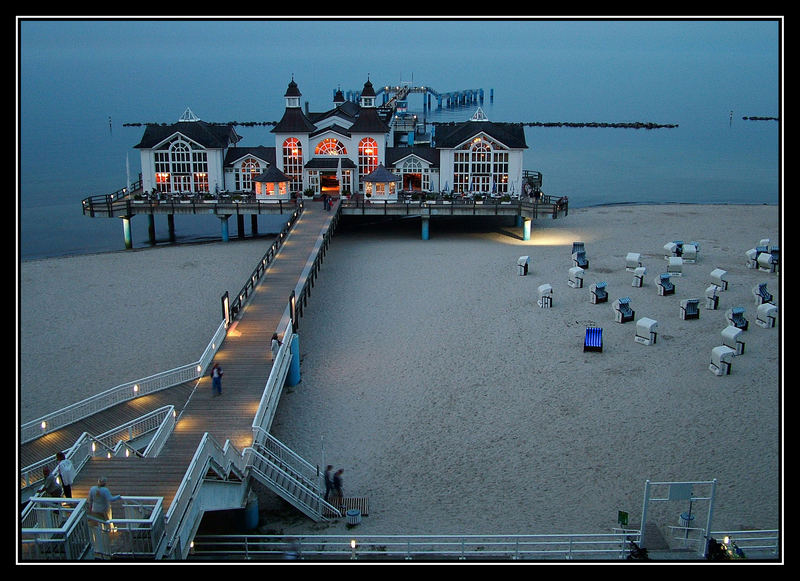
[55,451,76,498]
[333,468,344,506]
[270,333,282,359]
[211,362,223,396]
[324,465,334,500]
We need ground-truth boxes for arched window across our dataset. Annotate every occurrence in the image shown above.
[315,138,347,155]
[358,138,378,189]
[239,159,260,192]
[452,136,509,194]
[283,138,304,193]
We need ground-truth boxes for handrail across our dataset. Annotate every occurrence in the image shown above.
[20,320,227,444]
[189,531,646,561]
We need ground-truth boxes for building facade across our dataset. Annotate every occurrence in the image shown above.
[134,77,528,201]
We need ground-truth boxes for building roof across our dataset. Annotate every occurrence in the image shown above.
[433,120,528,150]
[272,106,318,134]
[253,165,290,183]
[223,146,276,167]
[348,106,390,134]
[134,120,241,149]
[305,157,357,170]
[364,163,401,183]
[386,146,440,168]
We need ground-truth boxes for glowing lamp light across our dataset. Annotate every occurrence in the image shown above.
[107,452,112,459]
[125,448,130,457]
[350,539,357,549]
[92,442,97,452]
[133,384,139,393]
[41,421,47,430]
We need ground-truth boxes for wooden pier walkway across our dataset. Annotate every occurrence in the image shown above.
[25,201,339,512]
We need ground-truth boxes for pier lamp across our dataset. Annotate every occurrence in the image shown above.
[133,384,139,394]
[289,291,297,330]
[40,421,47,431]
[221,292,230,326]
[350,538,358,560]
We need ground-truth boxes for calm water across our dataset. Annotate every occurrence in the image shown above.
[19,19,780,260]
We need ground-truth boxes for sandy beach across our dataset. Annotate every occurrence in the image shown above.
[19,203,781,540]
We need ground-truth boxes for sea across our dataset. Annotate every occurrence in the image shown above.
[19,20,781,262]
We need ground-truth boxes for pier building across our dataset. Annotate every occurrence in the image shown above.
[133,77,528,201]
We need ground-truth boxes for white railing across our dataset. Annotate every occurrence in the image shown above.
[251,318,294,441]
[20,320,227,444]
[20,406,176,494]
[708,529,781,559]
[20,498,92,561]
[158,432,247,560]
[85,496,165,559]
[189,532,642,561]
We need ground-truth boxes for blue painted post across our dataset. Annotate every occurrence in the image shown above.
[523,218,531,241]
[122,217,132,249]
[220,215,229,242]
[147,215,156,245]
[287,334,301,386]
[421,216,430,240]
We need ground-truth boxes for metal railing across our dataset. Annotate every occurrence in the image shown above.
[189,532,643,561]
[20,498,92,561]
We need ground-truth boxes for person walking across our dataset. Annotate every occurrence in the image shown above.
[333,468,344,507]
[38,466,62,497]
[270,333,282,360]
[55,451,76,498]
[88,476,121,558]
[324,465,334,501]
[211,362,223,396]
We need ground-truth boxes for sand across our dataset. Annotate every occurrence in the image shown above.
[18,204,782,539]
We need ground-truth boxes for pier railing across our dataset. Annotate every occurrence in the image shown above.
[339,194,568,219]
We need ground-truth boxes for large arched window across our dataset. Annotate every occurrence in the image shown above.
[153,138,208,192]
[315,138,347,155]
[452,136,509,194]
[358,138,378,189]
[239,159,260,192]
[283,138,304,193]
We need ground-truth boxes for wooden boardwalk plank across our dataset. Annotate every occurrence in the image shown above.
[64,203,337,512]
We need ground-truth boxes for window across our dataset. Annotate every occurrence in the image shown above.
[153,138,210,192]
[315,138,347,155]
[358,138,378,190]
[452,136,509,194]
[237,159,261,192]
[283,138,304,193]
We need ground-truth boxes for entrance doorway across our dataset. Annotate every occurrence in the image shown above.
[320,172,339,195]
[403,173,422,191]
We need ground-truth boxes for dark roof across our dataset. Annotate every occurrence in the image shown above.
[348,106,390,134]
[309,124,351,139]
[361,78,376,97]
[386,146,439,168]
[223,146,276,167]
[433,121,528,150]
[254,165,290,183]
[272,107,317,134]
[284,79,302,98]
[134,121,241,149]
[305,157,357,170]
[363,163,400,183]
[308,102,359,125]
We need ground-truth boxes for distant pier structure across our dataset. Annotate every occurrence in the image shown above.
[337,82,489,112]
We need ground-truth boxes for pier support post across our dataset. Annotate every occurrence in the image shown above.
[251,215,259,236]
[122,216,133,249]
[421,216,430,240]
[286,334,301,386]
[515,215,523,228]
[219,215,230,242]
[167,214,176,242]
[148,215,156,245]
[523,218,532,241]
[237,215,245,238]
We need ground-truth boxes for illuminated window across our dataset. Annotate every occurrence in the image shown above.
[315,138,347,155]
[238,159,260,192]
[283,138,303,193]
[358,138,378,189]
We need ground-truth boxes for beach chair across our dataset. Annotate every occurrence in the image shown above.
[517,256,529,276]
[721,325,745,355]
[757,250,778,273]
[664,240,683,258]
[590,281,608,304]
[632,266,647,288]
[709,268,728,291]
[572,250,589,269]
[568,266,584,288]
[667,256,683,276]
[537,284,553,308]
[655,273,675,296]
[756,303,778,328]
[625,252,642,272]
[705,285,720,310]
[680,298,700,320]
[584,327,603,352]
[571,241,585,255]
[752,282,773,306]
[726,307,749,331]
[709,345,737,376]
[634,317,658,345]
[613,297,635,323]
[682,243,698,263]
[745,248,759,269]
